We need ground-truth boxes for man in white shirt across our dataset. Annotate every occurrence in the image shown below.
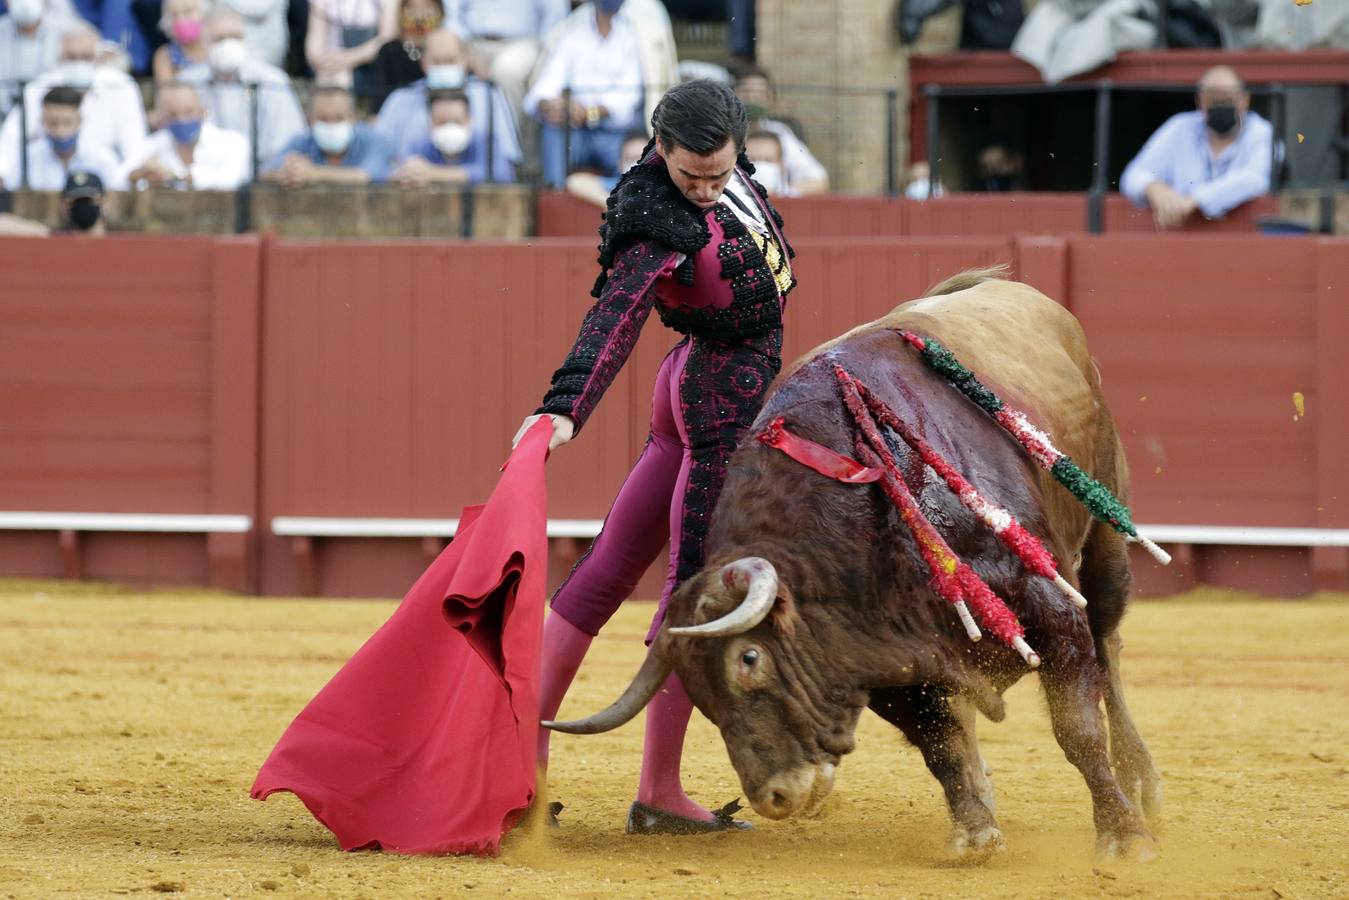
[0,23,148,166]
[1120,66,1275,229]
[733,65,829,197]
[120,81,250,190]
[0,84,122,190]
[523,0,644,188]
[180,8,305,171]
[0,0,76,117]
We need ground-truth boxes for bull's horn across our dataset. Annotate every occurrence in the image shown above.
[668,557,779,638]
[542,639,673,734]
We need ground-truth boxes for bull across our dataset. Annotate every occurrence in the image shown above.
[547,269,1163,859]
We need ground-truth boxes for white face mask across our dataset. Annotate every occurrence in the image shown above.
[431,122,471,158]
[425,64,466,90]
[753,161,784,195]
[58,60,97,90]
[10,0,45,26]
[209,37,248,74]
[312,120,354,155]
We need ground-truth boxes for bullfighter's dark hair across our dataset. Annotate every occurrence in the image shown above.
[652,79,748,156]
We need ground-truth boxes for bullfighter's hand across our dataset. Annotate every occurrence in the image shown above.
[512,414,575,452]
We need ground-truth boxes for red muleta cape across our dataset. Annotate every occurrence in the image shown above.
[250,420,550,856]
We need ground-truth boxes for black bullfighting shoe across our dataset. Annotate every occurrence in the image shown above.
[625,799,752,836]
[546,801,565,828]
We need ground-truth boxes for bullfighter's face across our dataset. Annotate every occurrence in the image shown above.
[668,565,868,820]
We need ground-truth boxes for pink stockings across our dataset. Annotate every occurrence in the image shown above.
[537,342,714,821]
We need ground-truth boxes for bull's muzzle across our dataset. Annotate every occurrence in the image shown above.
[750,760,836,820]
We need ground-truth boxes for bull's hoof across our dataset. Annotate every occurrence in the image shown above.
[949,824,1006,861]
[1096,831,1158,863]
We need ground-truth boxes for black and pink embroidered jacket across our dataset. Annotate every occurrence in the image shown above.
[537,152,796,438]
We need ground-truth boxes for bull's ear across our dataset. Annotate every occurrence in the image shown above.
[769,583,799,638]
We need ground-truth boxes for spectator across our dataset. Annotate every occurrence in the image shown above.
[182,9,305,163]
[1,0,77,117]
[214,0,289,69]
[58,168,108,233]
[304,0,398,99]
[523,0,661,188]
[1121,66,1273,229]
[444,0,569,121]
[0,23,148,164]
[0,85,123,189]
[562,126,644,206]
[903,160,943,200]
[151,0,210,82]
[744,128,789,196]
[974,137,1023,192]
[375,28,519,171]
[732,64,828,196]
[391,88,513,186]
[67,0,153,74]
[371,0,442,113]
[263,84,391,186]
[120,81,250,189]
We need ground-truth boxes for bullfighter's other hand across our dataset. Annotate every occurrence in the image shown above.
[512,413,575,452]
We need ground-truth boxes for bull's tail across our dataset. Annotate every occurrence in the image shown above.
[922,264,1010,298]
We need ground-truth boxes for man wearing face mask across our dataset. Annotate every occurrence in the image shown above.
[180,9,305,166]
[0,85,122,190]
[745,129,787,196]
[263,85,392,187]
[374,28,520,175]
[120,81,250,190]
[733,65,828,197]
[391,89,513,187]
[58,169,107,234]
[0,0,75,117]
[0,23,148,167]
[1121,66,1274,230]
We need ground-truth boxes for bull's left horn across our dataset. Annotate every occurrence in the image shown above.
[668,557,779,637]
[542,638,673,734]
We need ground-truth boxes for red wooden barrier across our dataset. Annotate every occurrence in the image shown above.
[0,236,261,590]
[1,231,1345,599]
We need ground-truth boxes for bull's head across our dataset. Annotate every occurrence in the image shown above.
[544,557,868,820]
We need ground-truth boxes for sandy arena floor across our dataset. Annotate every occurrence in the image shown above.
[1,579,1346,899]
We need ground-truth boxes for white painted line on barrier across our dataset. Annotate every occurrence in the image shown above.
[1137,524,1349,548]
[271,517,606,539]
[0,512,252,533]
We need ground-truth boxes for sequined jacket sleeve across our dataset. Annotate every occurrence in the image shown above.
[536,240,681,432]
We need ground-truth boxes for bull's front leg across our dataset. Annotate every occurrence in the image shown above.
[869,685,1003,860]
[1038,643,1156,860]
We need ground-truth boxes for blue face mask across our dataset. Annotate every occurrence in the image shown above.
[168,118,203,145]
[48,132,79,155]
[596,0,624,12]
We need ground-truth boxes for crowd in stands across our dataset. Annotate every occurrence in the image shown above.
[0,0,834,205]
[0,0,1336,236]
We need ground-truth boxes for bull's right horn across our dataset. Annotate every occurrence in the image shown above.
[668,557,779,638]
[542,638,673,734]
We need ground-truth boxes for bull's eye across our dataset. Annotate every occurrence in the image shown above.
[741,649,759,667]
